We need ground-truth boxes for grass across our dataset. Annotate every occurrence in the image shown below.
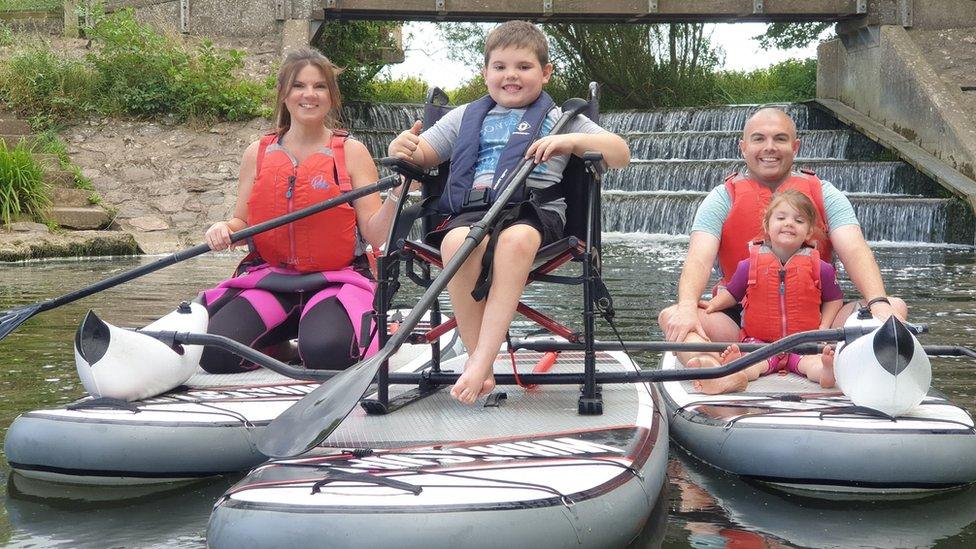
[0,140,50,226]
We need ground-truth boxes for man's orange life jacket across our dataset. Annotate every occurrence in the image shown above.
[718,171,832,285]
[741,242,823,342]
[247,131,357,273]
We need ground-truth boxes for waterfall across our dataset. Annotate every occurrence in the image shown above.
[606,160,934,195]
[341,102,973,245]
[626,130,881,160]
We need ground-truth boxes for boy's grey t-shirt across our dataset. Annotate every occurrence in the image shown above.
[421,102,607,222]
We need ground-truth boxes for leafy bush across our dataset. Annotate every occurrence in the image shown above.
[0,9,269,126]
[0,140,50,225]
[315,20,401,102]
[168,41,270,122]
[85,10,267,122]
[715,58,817,104]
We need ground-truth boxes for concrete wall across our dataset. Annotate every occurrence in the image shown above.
[910,0,976,30]
[818,25,976,180]
[111,0,319,37]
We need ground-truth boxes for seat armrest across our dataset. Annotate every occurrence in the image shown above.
[379,157,429,181]
[582,151,606,175]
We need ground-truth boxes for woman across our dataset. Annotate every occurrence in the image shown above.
[200,47,403,373]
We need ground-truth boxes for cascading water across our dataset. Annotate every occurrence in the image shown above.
[343,102,974,245]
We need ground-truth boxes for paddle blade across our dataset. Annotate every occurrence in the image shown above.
[257,355,382,458]
[836,315,931,417]
[0,304,42,342]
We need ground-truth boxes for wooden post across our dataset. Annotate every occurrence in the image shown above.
[63,0,78,38]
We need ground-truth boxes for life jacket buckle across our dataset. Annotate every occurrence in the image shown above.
[463,186,491,208]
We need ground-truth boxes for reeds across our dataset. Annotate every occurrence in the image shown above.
[0,140,50,226]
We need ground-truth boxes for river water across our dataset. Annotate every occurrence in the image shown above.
[0,236,974,547]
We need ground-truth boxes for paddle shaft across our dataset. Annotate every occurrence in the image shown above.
[305,100,592,380]
[31,175,400,315]
[142,325,976,386]
[256,100,592,458]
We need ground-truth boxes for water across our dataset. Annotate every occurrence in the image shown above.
[1,239,975,548]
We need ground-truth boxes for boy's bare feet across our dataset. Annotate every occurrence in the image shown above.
[819,345,836,388]
[687,346,748,395]
[450,355,496,404]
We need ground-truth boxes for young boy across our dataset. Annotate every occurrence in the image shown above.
[388,20,630,404]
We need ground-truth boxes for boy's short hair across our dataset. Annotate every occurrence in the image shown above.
[483,20,549,66]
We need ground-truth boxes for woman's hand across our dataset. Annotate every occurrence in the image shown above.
[205,221,234,251]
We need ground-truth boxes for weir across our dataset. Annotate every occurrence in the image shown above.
[343,102,975,245]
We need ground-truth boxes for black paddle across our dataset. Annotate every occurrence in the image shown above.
[143,322,963,386]
[0,174,402,342]
[257,97,592,458]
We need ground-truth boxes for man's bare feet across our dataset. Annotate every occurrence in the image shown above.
[450,356,496,404]
[687,346,748,395]
[819,345,836,388]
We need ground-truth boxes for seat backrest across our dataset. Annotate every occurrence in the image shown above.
[418,84,602,249]
[420,88,452,235]
[562,82,601,249]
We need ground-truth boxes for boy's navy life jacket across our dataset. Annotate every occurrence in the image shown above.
[438,92,556,215]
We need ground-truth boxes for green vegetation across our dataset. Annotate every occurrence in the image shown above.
[314,20,402,102]
[0,21,12,46]
[363,76,430,104]
[0,9,270,127]
[715,58,817,104]
[32,130,97,193]
[0,140,50,225]
[434,23,816,109]
[756,22,832,50]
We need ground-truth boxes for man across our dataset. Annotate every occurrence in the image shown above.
[657,107,906,393]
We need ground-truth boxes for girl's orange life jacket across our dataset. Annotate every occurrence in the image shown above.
[247,131,358,273]
[741,242,823,342]
[718,171,832,285]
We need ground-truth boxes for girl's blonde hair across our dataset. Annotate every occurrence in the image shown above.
[762,189,822,244]
[273,47,343,136]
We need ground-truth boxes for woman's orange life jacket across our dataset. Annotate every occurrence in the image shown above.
[718,171,832,285]
[247,131,358,273]
[741,242,823,342]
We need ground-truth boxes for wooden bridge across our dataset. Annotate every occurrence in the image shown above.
[316,0,869,23]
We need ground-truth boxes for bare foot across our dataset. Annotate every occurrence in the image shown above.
[687,347,748,395]
[819,345,836,388]
[450,356,496,405]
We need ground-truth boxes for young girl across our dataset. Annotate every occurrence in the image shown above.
[693,189,844,394]
[199,48,404,373]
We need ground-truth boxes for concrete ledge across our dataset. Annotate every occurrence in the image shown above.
[818,24,976,195]
[0,230,141,262]
[812,98,976,220]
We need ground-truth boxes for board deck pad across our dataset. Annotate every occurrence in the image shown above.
[323,350,650,449]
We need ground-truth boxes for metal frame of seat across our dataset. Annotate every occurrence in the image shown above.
[365,82,611,415]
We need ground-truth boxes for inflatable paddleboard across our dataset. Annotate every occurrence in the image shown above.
[659,351,976,495]
[4,313,462,485]
[207,348,668,549]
